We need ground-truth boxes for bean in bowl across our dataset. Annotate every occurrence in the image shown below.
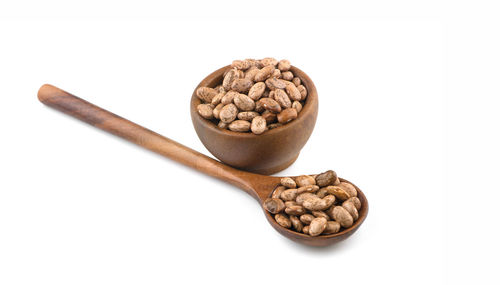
[195,58,308,135]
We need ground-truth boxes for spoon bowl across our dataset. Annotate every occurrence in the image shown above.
[231,172,368,246]
[261,178,368,246]
[37,84,368,247]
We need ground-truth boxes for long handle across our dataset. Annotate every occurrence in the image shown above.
[37,84,259,199]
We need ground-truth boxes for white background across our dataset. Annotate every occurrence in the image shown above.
[0,1,498,284]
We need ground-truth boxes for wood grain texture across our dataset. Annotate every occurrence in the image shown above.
[190,65,318,175]
[38,84,367,246]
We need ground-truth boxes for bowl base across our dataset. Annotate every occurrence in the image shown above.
[237,153,299,175]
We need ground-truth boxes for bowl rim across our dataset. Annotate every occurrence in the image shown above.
[191,64,318,138]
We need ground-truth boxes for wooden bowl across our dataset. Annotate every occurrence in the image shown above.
[190,65,319,174]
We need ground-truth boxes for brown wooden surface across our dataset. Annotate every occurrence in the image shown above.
[38,84,368,247]
[190,65,318,175]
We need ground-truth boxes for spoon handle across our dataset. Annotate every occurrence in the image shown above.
[37,84,260,198]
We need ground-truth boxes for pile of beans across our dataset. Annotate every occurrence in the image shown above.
[195,58,308,134]
[263,170,362,236]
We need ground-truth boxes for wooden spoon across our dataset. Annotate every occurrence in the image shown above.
[37,84,368,247]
